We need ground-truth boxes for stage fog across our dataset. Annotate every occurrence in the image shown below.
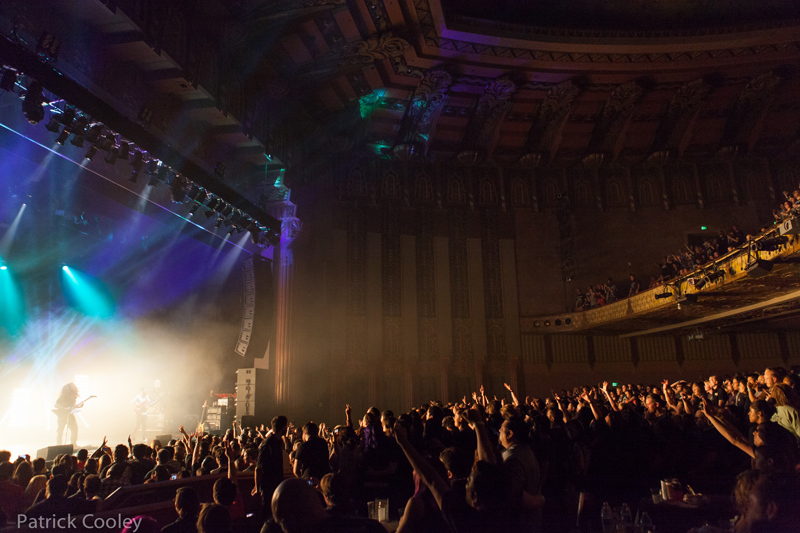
[0,111,270,456]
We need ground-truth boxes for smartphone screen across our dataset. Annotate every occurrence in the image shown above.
[170,474,178,480]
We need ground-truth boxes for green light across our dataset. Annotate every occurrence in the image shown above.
[60,266,115,319]
[700,226,707,230]
[611,382,618,387]
[0,265,26,334]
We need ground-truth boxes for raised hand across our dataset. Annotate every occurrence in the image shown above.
[464,409,485,427]
[480,384,485,395]
[345,404,352,417]
[503,382,512,391]
[662,379,670,388]
[601,381,608,391]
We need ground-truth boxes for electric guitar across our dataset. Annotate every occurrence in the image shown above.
[133,396,159,415]
[52,395,96,416]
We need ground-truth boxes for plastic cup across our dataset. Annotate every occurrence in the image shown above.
[376,499,389,522]
[650,487,662,504]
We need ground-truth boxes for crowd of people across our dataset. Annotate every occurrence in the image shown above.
[574,215,791,312]
[2,365,800,533]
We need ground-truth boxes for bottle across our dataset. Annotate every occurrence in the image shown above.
[601,502,615,533]
[637,511,654,533]
[618,503,633,533]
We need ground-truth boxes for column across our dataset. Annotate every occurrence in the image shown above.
[264,191,302,411]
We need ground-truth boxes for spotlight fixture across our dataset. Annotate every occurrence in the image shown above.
[189,204,199,217]
[214,217,223,229]
[215,200,227,214]
[0,265,6,271]
[21,80,45,124]
[70,115,88,147]
[45,117,61,133]
[118,141,130,160]
[247,221,261,244]
[105,146,118,165]
[60,106,76,127]
[84,145,98,160]
[757,236,789,252]
[221,205,234,218]
[706,271,725,283]
[0,69,17,92]
[170,174,189,203]
[96,135,114,151]
[129,151,144,182]
[70,132,85,148]
[85,124,102,144]
[36,31,62,61]
[156,164,169,183]
[654,291,672,300]
[691,277,706,290]
[148,171,160,187]
[55,127,70,145]
[146,159,160,175]
[206,198,220,214]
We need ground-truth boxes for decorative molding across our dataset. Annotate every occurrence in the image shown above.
[412,0,800,66]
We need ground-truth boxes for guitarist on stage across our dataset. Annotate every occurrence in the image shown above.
[130,387,156,441]
[53,383,81,446]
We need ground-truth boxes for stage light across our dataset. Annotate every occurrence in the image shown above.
[84,145,98,160]
[706,271,724,283]
[146,159,160,175]
[156,164,169,183]
[206,198,220,214]
[129,151,144,182]
[170,174,188,203]
[105,146,118,165]
[60,106,76,126]
[118,141,130,160]
[221,205,234,218]
[55,128,70,145]
[60,265,115,318]
[148,172,160,187]
[214,217,223,229]
[189,204,199,217]
[0,265,7,271]
[223,217,234,228]
[22,80,45,124]
[45,117,61,133]
[0,69,17,92]
[215,201,227,214]
[757,236,789,252]
[70,116,88,147]
[654,291,672,300]
[248,222,261,244]
[691,277,706,290]
[36,31,61,60]
[86,124,102,143]
[700,226,707,231]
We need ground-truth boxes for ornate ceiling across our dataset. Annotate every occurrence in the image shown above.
[230,0,800,181]
[3,0,799,193]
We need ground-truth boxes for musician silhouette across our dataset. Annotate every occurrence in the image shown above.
[130,387,156,441]
[53,383,80,446]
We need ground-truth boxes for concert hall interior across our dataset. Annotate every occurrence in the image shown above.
[1,1,800,531]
